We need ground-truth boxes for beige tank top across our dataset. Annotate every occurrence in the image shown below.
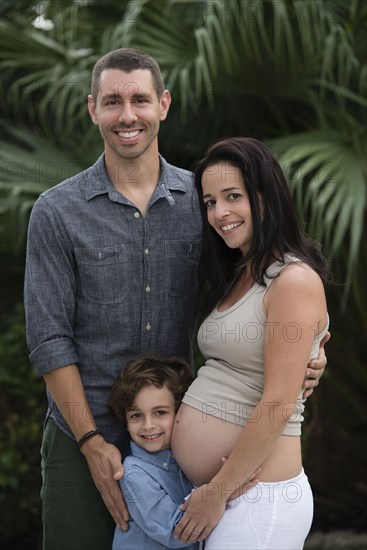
[183,256,329,436]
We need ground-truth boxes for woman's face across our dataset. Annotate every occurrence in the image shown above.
[201,162,254,255]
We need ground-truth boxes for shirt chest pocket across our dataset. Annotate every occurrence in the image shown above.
[75,244,128,304]
[165,240,201,297]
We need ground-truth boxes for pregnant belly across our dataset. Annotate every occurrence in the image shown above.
[171,404,303,487]
[171,403,243,486]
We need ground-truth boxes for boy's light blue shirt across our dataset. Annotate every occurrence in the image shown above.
[112,442,199,550]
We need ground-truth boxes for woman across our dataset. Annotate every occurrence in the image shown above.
[171,137,329,549]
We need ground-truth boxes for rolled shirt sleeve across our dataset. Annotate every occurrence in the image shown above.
[24,195,78,374]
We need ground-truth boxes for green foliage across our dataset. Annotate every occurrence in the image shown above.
[0,303,46,545]
[268,128,367,302]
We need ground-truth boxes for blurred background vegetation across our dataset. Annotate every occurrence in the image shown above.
[0,0,366,548]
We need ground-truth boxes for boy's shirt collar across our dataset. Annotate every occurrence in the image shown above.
[130,441,178,472]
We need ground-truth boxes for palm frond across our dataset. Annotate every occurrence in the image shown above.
[0,15,96,137]
[0,123,86,252]
[268,128,367,300]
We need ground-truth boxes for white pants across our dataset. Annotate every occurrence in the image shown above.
[205,469,313,550]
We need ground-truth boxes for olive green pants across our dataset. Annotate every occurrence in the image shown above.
[41,417,115,550]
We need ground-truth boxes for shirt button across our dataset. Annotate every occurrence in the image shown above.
[145,285,151,293]
[145,323,152,331]
[134,211,140,219]
[144,248,149,255]
[163,462,169,469]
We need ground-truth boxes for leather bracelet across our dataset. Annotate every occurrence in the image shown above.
[78,429,102,449]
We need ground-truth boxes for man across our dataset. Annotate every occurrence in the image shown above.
[24,49,327,550]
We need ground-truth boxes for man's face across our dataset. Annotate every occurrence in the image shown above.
[88,69,171,162]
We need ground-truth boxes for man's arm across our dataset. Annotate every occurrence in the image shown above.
[24,196,128,528]
[43,365,128,529]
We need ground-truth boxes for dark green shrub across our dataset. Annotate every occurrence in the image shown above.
[0,302,46,548]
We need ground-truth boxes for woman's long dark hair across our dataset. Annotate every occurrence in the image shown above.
[194,137,330,316]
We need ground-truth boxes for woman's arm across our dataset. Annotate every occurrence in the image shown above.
[174,263,328,544]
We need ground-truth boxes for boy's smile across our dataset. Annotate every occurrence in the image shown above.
[126,384,176,452]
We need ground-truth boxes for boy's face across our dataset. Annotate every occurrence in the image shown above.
[126,384,176,452]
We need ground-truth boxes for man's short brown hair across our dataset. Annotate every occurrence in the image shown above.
[108,353,193,424]
[91,48,165,101]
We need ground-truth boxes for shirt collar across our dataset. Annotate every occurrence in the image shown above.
[130,441,178,472]
[84,154,189,202]
[158,155,189,192]
[84,154,111,201]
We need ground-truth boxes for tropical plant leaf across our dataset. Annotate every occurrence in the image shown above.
[268,128,367,300]
[0,123,87,252]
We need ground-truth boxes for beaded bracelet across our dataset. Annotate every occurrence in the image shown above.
[78,428,102,449]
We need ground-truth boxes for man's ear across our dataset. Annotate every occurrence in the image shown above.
[88,95,98,125]
[160,89,171,121]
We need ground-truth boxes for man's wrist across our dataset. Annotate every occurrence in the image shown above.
[79,431,104,454]
[78,428,102,449]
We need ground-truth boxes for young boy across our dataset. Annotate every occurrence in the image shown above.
[108,353,199,550]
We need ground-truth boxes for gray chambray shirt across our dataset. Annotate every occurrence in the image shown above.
[24,154,202,446]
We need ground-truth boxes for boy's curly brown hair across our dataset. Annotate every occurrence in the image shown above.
[108,353,193,425]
